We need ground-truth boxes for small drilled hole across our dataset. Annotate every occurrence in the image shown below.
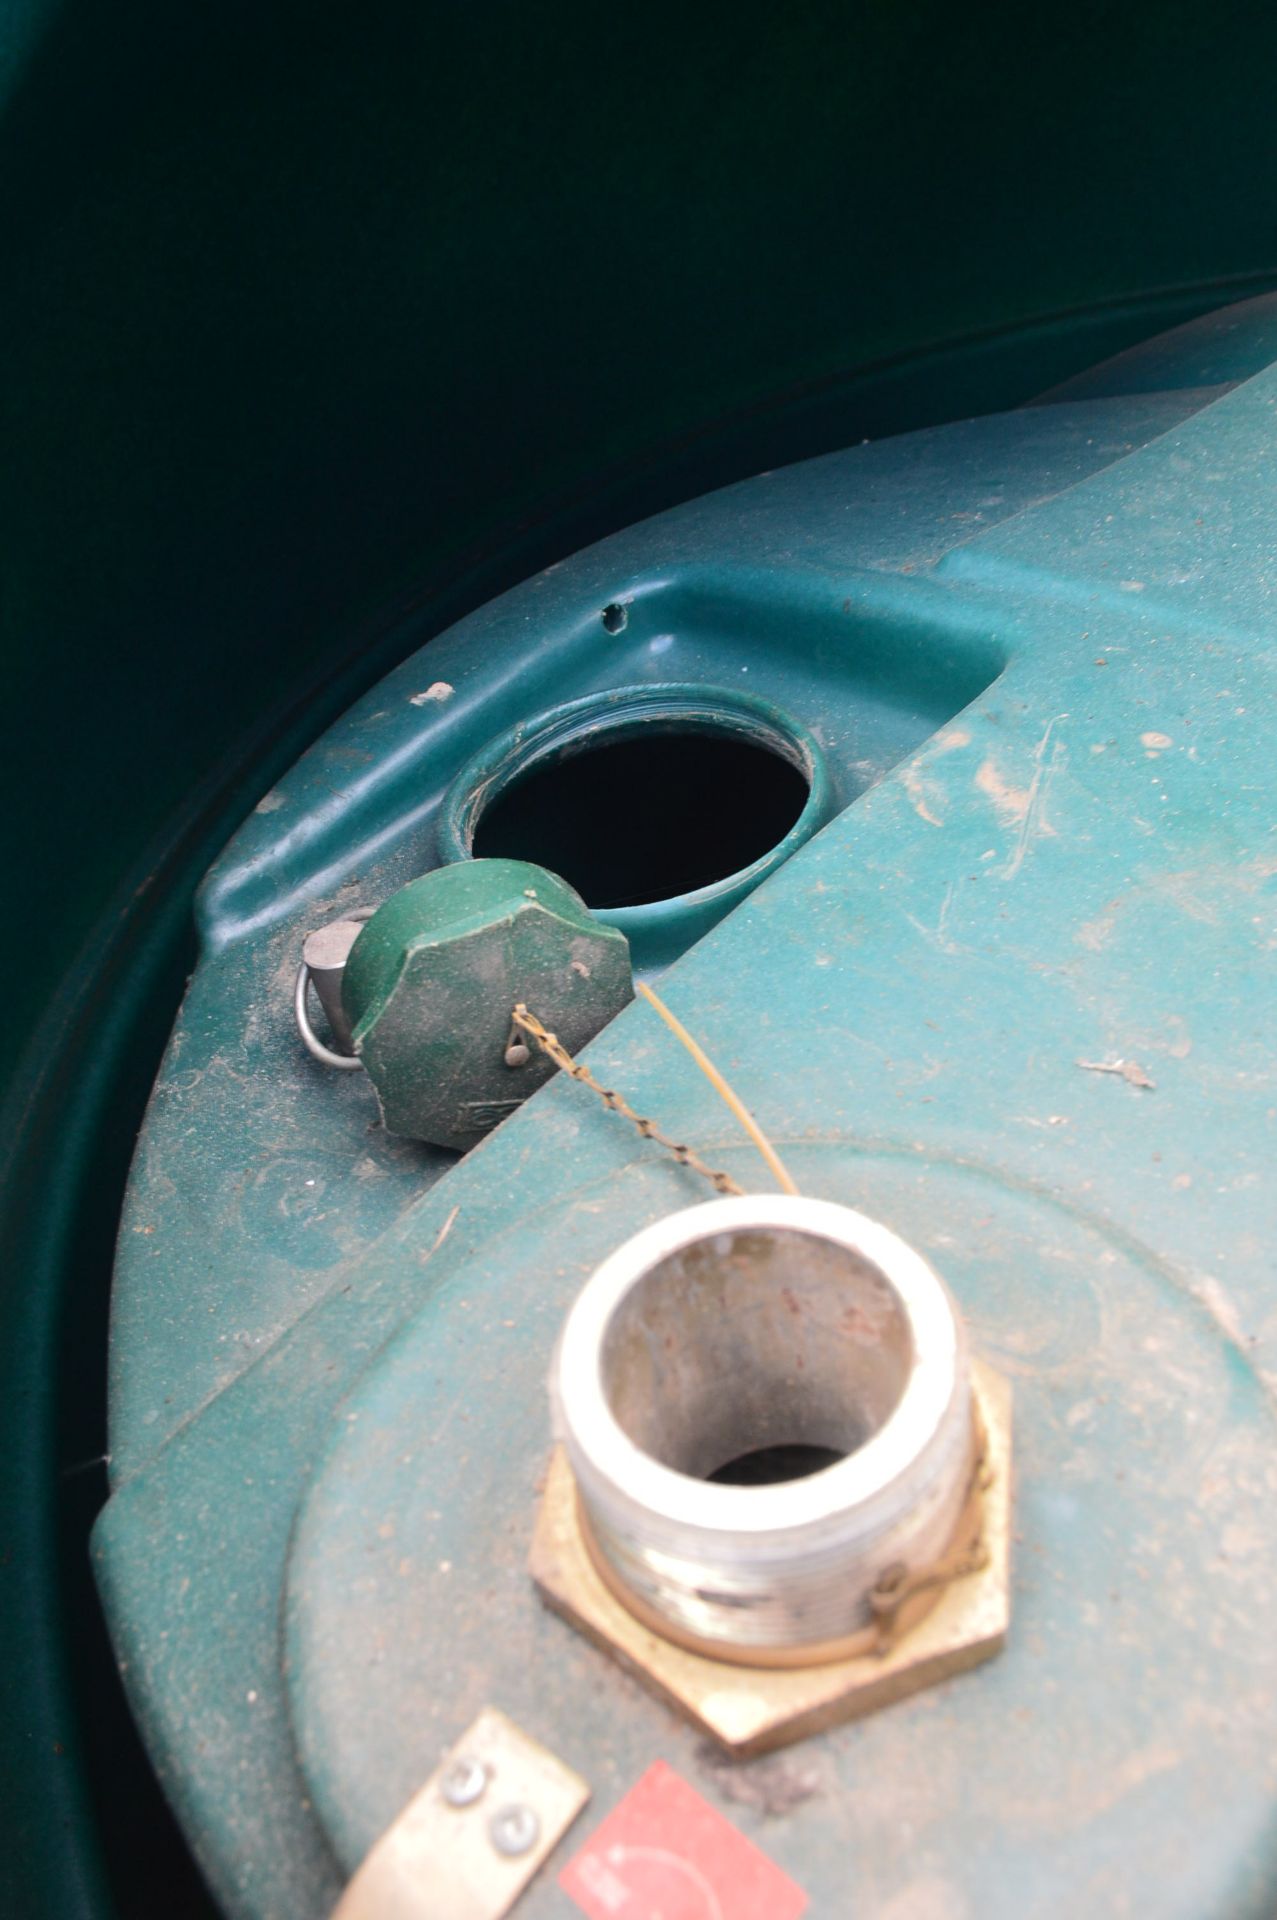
[600,603,628,635]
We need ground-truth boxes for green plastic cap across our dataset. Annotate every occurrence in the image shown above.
[342,859,632,1149]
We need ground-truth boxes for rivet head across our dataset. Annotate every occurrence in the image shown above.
[489,1802,541,1857]
[440,1754,489,1807]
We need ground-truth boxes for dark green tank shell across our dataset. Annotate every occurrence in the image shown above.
[6,5,1277,1914]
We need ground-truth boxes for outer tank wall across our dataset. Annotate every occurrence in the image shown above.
[4,4,1277,1912]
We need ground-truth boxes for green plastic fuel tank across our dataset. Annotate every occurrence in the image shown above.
[97,295,1277,1918]
[6,8,1277,1915]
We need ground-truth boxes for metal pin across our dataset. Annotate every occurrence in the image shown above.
[488,1803,541,1857]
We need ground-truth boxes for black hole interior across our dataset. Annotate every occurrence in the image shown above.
[470,725,810,909]
[707,1443,846,1486]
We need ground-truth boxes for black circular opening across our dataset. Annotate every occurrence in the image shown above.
[470,726,810,909]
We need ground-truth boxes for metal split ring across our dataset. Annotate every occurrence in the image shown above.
[294,963,364,1069]
[293,905,376,1070]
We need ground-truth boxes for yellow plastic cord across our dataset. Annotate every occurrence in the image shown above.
[635,981,799,1196]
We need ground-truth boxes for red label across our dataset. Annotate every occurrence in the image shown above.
[560,1761,808,1920]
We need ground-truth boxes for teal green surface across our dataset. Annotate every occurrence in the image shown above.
[97,300,1277,1917]
[109,448,1022,1483]
[10,6,1277,1910]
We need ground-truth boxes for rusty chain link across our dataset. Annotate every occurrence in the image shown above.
[509,1004,744,1196]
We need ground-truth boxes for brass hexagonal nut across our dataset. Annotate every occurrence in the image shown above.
[529,1360,1012,1755]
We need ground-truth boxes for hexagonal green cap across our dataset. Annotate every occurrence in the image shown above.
[342,859,633,1149]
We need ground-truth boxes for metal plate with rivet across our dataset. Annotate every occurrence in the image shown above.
[331,1707,589,1920]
